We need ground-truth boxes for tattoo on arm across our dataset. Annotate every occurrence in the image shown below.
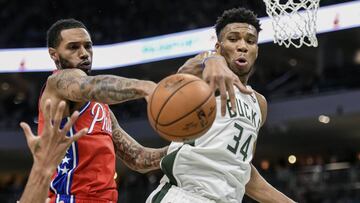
[50,69,153,104]
[110,110,168,172]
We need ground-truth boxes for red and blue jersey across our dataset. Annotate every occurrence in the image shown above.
[38,100,118,203]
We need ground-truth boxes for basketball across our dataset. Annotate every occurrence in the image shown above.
[147,74,217,142]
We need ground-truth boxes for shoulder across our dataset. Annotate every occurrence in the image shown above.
[47,69,87,88]
[48,69,86,81]
[253,90,267,126]
[44,69,88,101]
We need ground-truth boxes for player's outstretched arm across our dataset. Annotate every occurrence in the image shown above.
[178,51,252,116]
[245,94,293,202]
[47,68,156,104]
[110,110,168,173]
[19,100,87,203]
[245,164,296,203]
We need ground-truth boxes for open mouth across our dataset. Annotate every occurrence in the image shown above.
[235,57,248,67]
[78,61,91,69]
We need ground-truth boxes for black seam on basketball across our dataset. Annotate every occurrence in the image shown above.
[155,79,201,128]
[158,83,214,127]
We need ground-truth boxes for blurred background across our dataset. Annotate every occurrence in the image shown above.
[0,0,360,202]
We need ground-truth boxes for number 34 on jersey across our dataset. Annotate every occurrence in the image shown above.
[227,122,255,162]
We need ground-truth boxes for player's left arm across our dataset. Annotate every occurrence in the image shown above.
[245,92,296,202]
[245,164,296,203]
[110,110,168,173]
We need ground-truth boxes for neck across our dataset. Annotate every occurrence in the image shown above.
[239,76,248,85]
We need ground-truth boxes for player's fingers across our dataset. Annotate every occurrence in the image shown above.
[20,122,34,142]
[43,99,52,129]
[61,111,80,135]
[71,128,88,142]
[226,82,236,113]
[53,101,66,131]
[218,78,227,116]
[234,79,253,94]
[204,76,216,93]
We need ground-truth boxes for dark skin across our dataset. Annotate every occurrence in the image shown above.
[178,23,257,116]
[178,22,295,203]
[215,23,259,84]
[42,27,167,173]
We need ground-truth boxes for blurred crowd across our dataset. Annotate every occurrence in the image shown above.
[0,0,265,48]
[0,0,353,48]
[1,155,360,203]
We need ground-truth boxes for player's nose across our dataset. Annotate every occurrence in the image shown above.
[79,46,89,59]
[236,39,248,53]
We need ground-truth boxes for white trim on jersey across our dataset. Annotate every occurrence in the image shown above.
[56,194,60,203]
[79,102,90,115]
[66,123,77,195]
[50,170,58,194]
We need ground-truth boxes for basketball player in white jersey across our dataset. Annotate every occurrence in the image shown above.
[146,7,296,203]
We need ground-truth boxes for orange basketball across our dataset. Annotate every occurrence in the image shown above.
[147,73,217,142]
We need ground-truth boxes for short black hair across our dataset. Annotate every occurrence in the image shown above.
[47,19,89,48]
[215,7,261,40]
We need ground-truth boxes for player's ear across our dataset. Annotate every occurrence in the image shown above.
[48,48,58,62]
[215,42,221,53]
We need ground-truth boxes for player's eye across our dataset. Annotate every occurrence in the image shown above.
[68,45,79,50]
[84,44,92,50]
[228,37,237,42]
[247,39,256,44]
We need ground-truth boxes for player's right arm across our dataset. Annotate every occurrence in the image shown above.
[178,51,252,116]
[47,68,156,104]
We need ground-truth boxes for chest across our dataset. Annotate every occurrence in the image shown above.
[73,102,112,135]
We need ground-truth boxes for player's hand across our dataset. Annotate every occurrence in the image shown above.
[202,55,252,116]
[20,99,88,173]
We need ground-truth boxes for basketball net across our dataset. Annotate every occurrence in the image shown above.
[263,0,320,48]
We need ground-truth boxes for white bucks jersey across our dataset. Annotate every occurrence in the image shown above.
[160,87,262,203]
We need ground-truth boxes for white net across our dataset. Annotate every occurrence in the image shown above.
[263,0,320,48]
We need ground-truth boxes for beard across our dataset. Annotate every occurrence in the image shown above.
[57,56,91,75]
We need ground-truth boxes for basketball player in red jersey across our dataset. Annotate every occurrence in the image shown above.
[39,19,168,203]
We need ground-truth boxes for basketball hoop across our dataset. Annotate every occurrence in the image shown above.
[263,0,320,48]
